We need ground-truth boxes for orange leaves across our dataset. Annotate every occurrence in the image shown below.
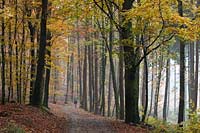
[0,104,67,133]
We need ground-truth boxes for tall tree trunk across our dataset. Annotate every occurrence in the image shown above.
[91,44,95,112]
[189,42,194,112]
[177,0,185,124]
[83,46,88,110]
[108,69,112,117]
[88,44,93,112]
[94,42,99,114]
[43,30,52,107]
[196,41,199,110]
[28,22,36,104]
[8,14,13,102]
[53,69,57,104]
[163,57,170,121]
[121,0,140,124]
[14,0,20,103]
[100,42,107,116]
[21,2,26,103]
[154,54,163,118]
[149,58,154,117]
[32,0,48,106]
[27,8,36,104]
[71,53,74,101]
[141,62,146,114]
[108,20,120,118]
[76,15,82,108]
[119,42,124,120]
[98,16,107,116]
[1,0,6,105]
[141,45,148,122]
[65,55,71,104]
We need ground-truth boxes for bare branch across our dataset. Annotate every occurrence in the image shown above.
[93,0,121,31]
[135,33,175,67]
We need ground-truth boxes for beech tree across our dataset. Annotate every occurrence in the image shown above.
[32,0,48,106]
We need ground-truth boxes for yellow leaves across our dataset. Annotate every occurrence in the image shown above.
[123,0,199,42]
[47,19,71,35]
[127,1,159,20]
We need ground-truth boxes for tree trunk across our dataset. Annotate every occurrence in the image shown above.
[189,42,194,112]
[108,69,112,117]
[43,30,52,107]
[71,53,74,101]
[177,0,185,124]
[99,16,107,116]
[1,0,6,105]
[149,58,154,117]
[32,0,48,106]
[21,2,26,103]
[94,42,99,114]
[53,69,57,104]
[141,45,148,122]
[27,7,37,104]
[14,0,20,103]
[28,21,36,104]
[121,0,140,124]
[154,54,163,118]
[76,17,82,108]
[108,20,120,118]
[83,46,88,110]
[163,57,170,121]
[88,44,94,112]
[196,41,199,109]
[8,14,13,102]
[119,42,124,120]
[100,42,107,116]
[65,55,71,104]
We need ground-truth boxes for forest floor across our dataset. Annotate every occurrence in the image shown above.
[0,103,147,133]
[50,103,147,133]
[0,103,67,132]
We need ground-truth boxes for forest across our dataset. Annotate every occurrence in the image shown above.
[0,0,200,132]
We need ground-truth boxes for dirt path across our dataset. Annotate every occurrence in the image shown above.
[50,103,147,133]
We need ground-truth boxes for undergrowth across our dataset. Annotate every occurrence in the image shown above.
[147,110,200,133]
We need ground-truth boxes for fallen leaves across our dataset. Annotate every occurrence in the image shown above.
[0,103,67,133]
[50,103,148,133]
[0,103,148,133]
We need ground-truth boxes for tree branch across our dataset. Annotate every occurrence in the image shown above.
[93,0,121,31]
[135,33,175,67]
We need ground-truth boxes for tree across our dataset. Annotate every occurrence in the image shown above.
[177,0,185,124]
[163,52,170,121]
[154,54,163,118]
[26,3,37,104]
[83,42,88,110]
[32,0,48,106]
[43,30,52,107]
[141,35,149,122]
[1,0,6,105]
[121,0,141,124]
